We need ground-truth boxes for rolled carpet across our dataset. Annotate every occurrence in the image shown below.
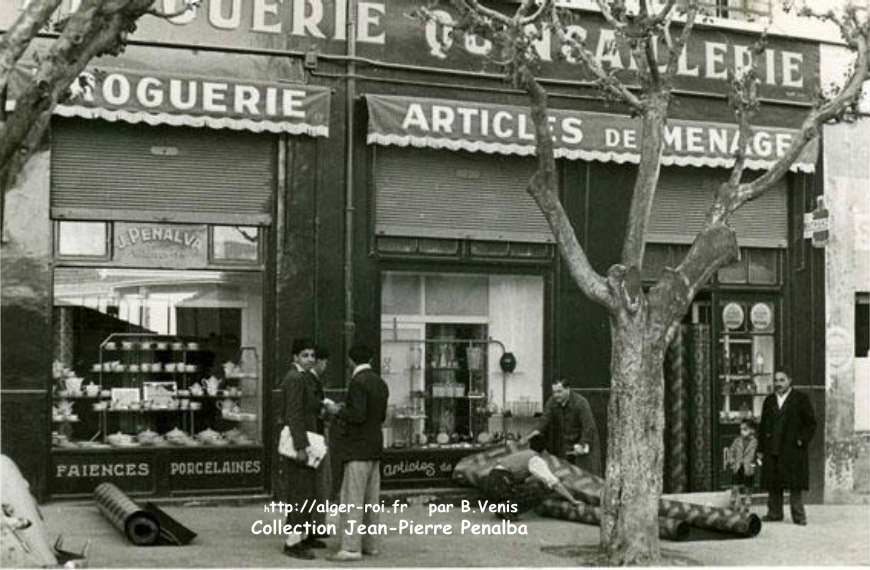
[454,444,761,538]
[536,498,690,542]
[94,483,160,545]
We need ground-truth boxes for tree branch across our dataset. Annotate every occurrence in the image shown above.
[520,67,614,310]
[551,8,646,112]
[0,0,154,190]
[728,29,868,212]
[620,96,668,270]
[595,0,628,31]
[146,0,200,20]
[662,2,699,80]
[453,0,512,27]
[0,0,63,99]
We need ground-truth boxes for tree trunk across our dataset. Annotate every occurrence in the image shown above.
[600,314,666,566]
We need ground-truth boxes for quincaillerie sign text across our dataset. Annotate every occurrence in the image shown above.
[114,223,208,268]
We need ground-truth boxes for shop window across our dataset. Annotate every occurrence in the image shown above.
[377,237,418,254]
[418,239,460,256]
[857,293,869,358]
[718,252,749,284]
[470,241,511,258]
[747,249,777,284]
[380,271,544,457]
[56,221,109,258]
[51,267,263,449]
[424,275,488,316]
[509,242,552,259]
[642,244,672,281]
[382,273,422,315]
[211,226,260,263]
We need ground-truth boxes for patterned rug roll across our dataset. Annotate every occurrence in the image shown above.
[689,323,713,491]
[536,498,690,541]
[454,444,761,538]
[452,440,530,487]
[665,324,689,493]
[658,498,761,537]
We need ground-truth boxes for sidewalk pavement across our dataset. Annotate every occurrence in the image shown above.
[39,500,870,567]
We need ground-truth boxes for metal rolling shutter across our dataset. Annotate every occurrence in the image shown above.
[374,147,553,243]
[51,119,276,225]
[647,167,788,247]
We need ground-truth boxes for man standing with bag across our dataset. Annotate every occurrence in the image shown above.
[279,338,325,559]
[759,370,817,525]
[329,343,389,562]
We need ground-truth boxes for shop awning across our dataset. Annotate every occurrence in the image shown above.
[366,94,816,173]
[9,66,331,137]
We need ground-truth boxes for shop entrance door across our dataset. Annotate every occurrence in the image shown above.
[713,293,779,490]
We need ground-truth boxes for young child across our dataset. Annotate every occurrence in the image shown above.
[728,419,759,488]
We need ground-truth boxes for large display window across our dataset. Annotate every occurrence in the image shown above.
[380,271,544,451]
[52,268,263,451]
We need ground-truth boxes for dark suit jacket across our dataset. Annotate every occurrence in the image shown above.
[337,367,389,462]
[281,364,323,451]
[536,391,601,476]
[759,388,816,490]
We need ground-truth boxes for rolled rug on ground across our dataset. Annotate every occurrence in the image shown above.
[94,483,160,546]
[536,498,690,542]
[534,456,761,538]
[454,445,761,538]
[659,498,761,537]
[453,440,530,487]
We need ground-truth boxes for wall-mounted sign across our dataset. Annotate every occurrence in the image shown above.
[826,326,853,370]
[2,1,818,103]
[802,197,830,248]
[113,223,208,268]
[366,94,817,172]
[51,454,154,496]
[722,302,745,330]
[380,448,471,485]
[750,303,774,332]
[166,448,264,491]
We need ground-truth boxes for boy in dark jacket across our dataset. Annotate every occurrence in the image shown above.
[329,343,389,562]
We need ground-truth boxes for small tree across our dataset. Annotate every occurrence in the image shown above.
[0,0,197,192]
[424,0,869,565]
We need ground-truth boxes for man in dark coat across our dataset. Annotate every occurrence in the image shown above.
[279,338,325,559]
[329,343,389,562]
[759,370,817,525]
[524,378,601,476]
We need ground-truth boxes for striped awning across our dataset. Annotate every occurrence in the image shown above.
[9,66,331,137]
[366,94,816,173]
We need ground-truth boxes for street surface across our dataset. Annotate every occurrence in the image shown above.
[40,499,870,567]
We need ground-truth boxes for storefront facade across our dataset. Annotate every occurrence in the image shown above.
[0,0,834,501]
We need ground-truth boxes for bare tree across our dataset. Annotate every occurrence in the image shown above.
[0,0,197,192]
[425,0,869,564]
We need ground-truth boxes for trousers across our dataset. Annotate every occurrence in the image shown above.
[766,455,806,523]
[338,460,381,553]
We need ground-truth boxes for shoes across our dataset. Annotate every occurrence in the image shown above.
[303,537,327,549]
[283,543,315,560]
[327,550,363,562]
[363,549,380,556]
[762,514,783,522]
[794,519,807,526]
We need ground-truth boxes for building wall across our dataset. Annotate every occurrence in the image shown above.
[1,150,53,499]
[822,120,870,502]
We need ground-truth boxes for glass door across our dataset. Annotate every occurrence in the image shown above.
[715,294,778,488]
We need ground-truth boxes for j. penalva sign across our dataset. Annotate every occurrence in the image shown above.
[114,223,208,267]
[4,1,817,102]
